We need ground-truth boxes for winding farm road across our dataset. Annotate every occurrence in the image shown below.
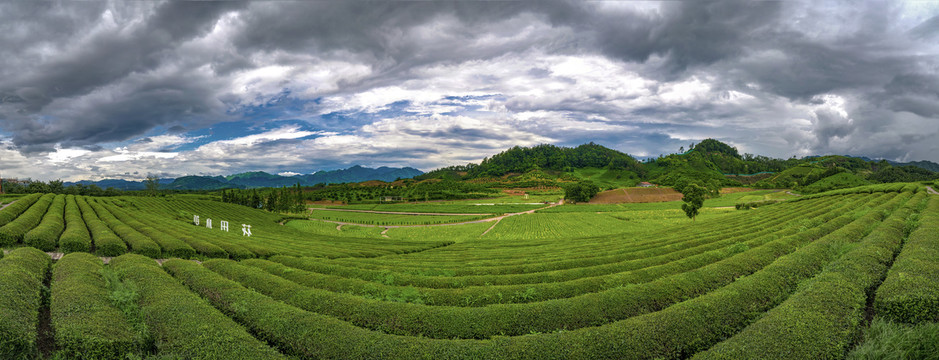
[926,186,938,195]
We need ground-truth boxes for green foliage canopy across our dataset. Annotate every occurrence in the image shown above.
[564,181,600,203]
[681,183,706,221]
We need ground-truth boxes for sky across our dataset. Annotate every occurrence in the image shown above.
[1,1,938,181]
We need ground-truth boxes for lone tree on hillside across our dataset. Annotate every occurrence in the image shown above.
[564,181,600,204]
[145,175,160,196]
[681,183,706,221]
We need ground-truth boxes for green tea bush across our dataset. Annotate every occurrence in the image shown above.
[51,253,139,359]
[0,247,51,359]
[110,254,284,359]
[875,196,939,323]
[0,193,55,246]
[59,195,92,253]
[102,199,228,258]
[100,202,195,258]
[88,200,161,258]
[24,194,66,251]
[0,193,42,227]
[693,194,922,359]
[76,197,127,257]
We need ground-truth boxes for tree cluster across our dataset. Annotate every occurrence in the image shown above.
[220,184,306,213]
[0,179,122,196]
[563,181,600,204]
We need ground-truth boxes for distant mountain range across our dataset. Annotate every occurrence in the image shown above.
[64,165,423,191]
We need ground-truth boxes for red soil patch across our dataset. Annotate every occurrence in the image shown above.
[590,187,684,204]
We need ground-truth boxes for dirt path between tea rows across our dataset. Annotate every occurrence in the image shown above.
[0,200,16,212]
[926,186,938,195]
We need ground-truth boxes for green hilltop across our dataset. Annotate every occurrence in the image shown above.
[415,139,939,195]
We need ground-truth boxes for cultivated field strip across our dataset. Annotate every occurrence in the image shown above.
[367,195,823,263]
[51,253,138,359]
[59,195,93,253]
[320,196,836,272]
[874,195,939,324]
[126,197,454,258]
[87,199,162,258]
[75,196,127,256]
[24,194,66,251]
[262,195,873,289]
[297,204,804,270]
[0,247,51,358]
[694,192,927,359]
[0,193,55,246]
[110,254,285,359]
[0,193,43,227]
[195,193,905,340]
[244,196,868,308]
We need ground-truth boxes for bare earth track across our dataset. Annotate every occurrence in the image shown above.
[0,199,16,212]
[927,186,938,195]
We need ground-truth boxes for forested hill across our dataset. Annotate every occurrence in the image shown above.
[415,140,939,193]
[416,143,644,180]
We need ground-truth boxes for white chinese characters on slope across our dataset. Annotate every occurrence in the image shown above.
[194,216,247,236]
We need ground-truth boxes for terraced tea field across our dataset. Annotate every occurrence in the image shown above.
[0,184,937,359]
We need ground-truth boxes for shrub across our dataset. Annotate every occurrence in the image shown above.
[109,254,284,359]
[87,200,160,258]
[75,197,126,257]
[0,193,42,227]
[0,247,51,359]
[100,202,195,258]
[51,253,139,359]
[24,194,66,251]
[0,194,55,246]
[59,195,92,253]
[693,193,921,359]
[875,196,939,323]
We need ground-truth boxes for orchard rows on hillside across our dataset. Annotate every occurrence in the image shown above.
[0,183,937,359]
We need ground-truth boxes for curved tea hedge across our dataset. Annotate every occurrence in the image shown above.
[110,254,285,359]
[0,193,42,227]
[24,194,66,251]
[51,253,139,359]
[875,196,939,324]
[0,193,55,246]
[0,247,51,359]
[59,195,92,253]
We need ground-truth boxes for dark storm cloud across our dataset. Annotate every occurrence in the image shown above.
[0,1,242,152]
[588,1,782,74]
[0,0,937,178]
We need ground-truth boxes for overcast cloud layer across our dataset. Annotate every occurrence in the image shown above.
[1,1,938,181]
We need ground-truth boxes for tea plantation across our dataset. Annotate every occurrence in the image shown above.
[0,184,936,359]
